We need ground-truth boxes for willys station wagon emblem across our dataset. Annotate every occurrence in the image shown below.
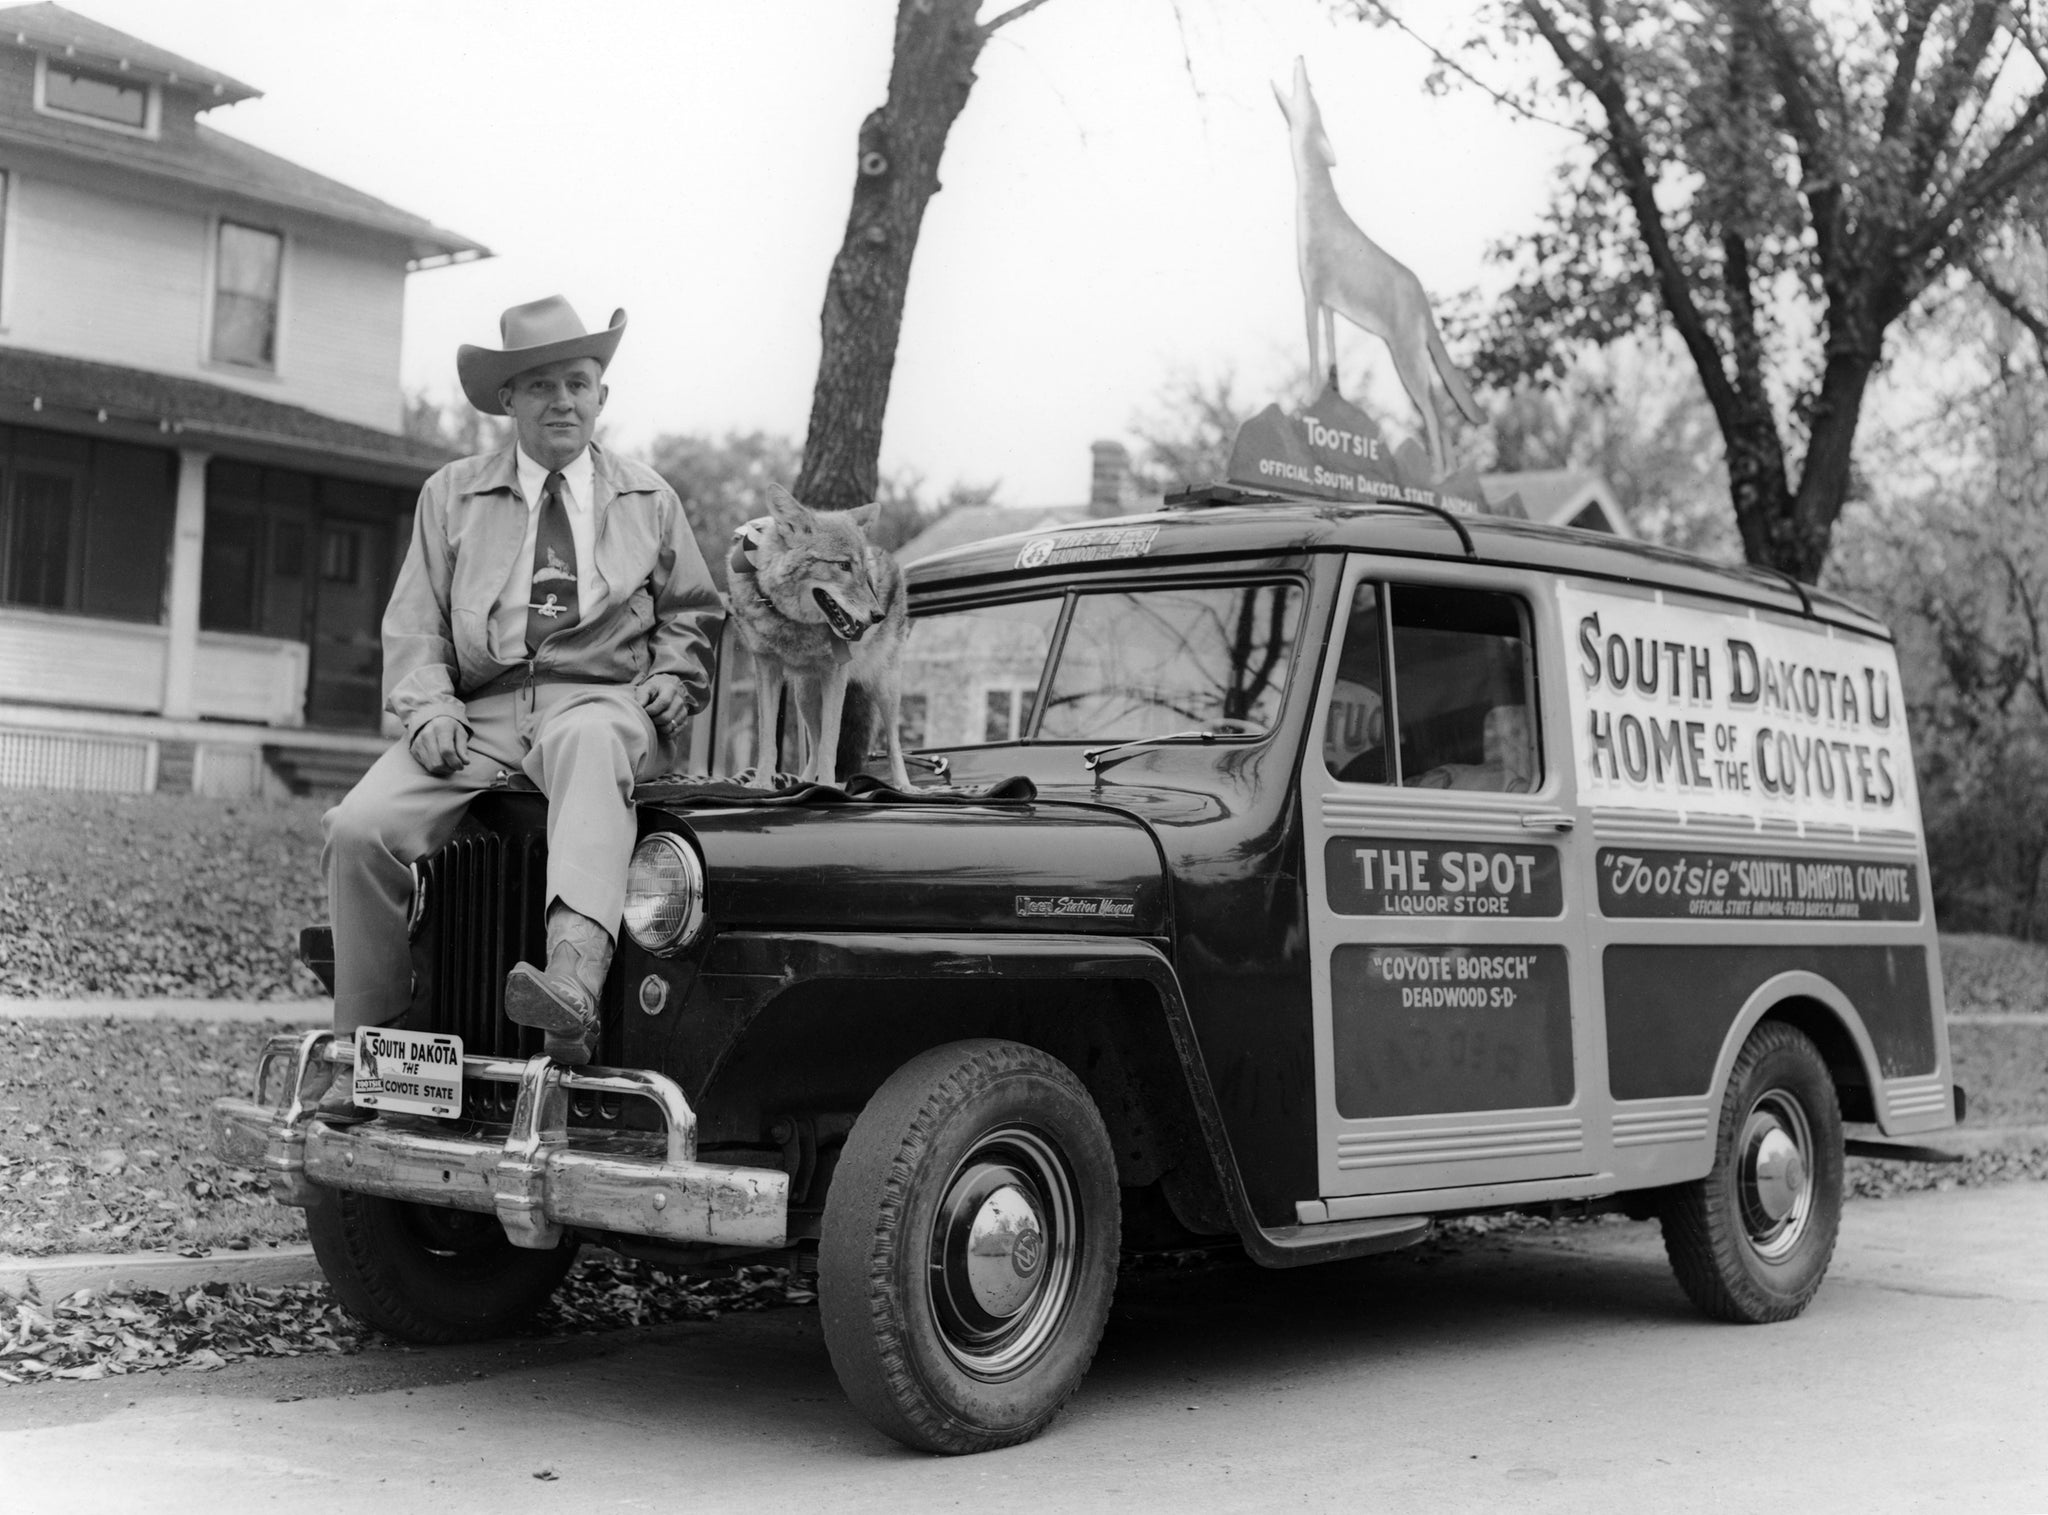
[1016,895,1137,919]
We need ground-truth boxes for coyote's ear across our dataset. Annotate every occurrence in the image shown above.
[1271,79,1290,120]
[764,483,813,531]
[847,501,882,535]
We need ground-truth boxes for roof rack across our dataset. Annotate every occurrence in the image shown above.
[1748,564,1815,619]
[1162,482,1480,561]
[1163,484,1286,509]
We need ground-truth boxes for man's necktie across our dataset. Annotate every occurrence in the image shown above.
[526,470,580,654]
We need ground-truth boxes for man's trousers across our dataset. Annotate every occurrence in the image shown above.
[321,682,668,1034]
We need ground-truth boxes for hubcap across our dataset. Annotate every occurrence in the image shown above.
[928,1127,1078,1379]
[1737,1091,1814,1261]
[963,1183,1046,1318]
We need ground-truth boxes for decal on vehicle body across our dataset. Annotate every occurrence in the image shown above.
[1325,837,1562,917]
[1330,944,1573,1119]
[1015,525,1159,571]
[1597,847,1920,921]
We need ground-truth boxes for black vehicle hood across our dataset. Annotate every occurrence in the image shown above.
[644,798,1168,937]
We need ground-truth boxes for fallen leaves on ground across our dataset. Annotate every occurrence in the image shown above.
[1847,1136,2048,1199]
[0,1256,815,1385]
[0,1018,310,1256]
[1939,933,2048,1018]
[0,791,327,1000]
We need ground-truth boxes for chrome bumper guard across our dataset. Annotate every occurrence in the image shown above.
[210,1031,788,1251]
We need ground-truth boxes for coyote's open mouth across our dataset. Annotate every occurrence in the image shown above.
[815,588,867,641]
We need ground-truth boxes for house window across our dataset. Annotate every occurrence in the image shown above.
[3,469,78,609]
[37,58,157,134]
[212,222,283,369]
[898,693,929,749]
[982,684,1037,743]
[319,526,360,584]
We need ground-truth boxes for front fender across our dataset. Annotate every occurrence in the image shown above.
[667,931,1422,1267]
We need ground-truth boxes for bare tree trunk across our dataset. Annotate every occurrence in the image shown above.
[794,0,1051,512]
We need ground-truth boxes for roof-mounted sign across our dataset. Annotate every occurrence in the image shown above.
[1226,61,1521,521]
[1226,383,1514,517]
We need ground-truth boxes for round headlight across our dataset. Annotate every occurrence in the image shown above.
[623,832,705,956]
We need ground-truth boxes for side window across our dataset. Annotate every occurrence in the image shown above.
[1325,582,1388,782]
[1326,580,1539,793]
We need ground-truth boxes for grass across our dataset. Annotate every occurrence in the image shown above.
[1938,932,2048,1017]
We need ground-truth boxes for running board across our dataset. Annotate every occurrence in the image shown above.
[1249,1213,1431,1268]
[1844,1137,1963,1165]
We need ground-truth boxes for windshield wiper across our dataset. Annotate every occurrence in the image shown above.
[1083,721,1258,774]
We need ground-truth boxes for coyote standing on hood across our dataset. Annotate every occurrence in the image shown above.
[727,484,910,789]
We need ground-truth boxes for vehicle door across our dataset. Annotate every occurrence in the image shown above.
[1300,555,1601,1207]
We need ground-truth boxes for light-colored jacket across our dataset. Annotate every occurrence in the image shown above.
[383,442,723,737]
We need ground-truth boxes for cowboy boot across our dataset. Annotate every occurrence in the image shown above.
[306,1053,369,1124]
[503,905,613,1066]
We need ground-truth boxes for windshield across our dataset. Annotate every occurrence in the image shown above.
[901,581,1302,748]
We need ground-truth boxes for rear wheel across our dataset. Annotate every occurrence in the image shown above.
[819,1039,1120,1454]
[1659,1020,1843,1323]
[306,1188,576,1343]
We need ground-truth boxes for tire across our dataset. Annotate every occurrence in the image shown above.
[305,1188,577,1343]
[1658,1020,1843,1324]
[819,1039,1121,1454]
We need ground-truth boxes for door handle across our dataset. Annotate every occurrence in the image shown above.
[1520,811,1575,832]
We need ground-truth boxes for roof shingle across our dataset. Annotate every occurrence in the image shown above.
[0,345,453,476]
[0,2,256,101]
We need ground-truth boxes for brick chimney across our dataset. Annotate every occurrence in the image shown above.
[1088,440,1131,517]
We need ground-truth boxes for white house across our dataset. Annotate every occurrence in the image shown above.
[0,3,484,795]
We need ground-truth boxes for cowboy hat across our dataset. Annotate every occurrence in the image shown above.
[456,296,627,415]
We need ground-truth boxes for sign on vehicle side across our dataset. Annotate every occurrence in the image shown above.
[1557,584,1918,829]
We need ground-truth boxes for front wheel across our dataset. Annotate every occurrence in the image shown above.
[306,1188,577,1343]
[819,1039,1121,1454]
[1659,1020,1843,1323]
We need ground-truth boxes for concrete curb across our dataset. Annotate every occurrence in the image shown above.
[0,999,329,1023]
[0,1244,321,1303]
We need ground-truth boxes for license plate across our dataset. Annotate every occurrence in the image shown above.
[353,1026,463,1118]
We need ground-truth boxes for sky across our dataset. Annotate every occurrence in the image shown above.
[72,0,1574,508]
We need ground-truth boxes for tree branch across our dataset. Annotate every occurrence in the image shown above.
[1349,1,1598,140]
[1738,0,1848,290]
[1914,93,2048,261]
[1965,252,2048,358]
[979,0,1052,36]
[1878,0,1941,144]
[1901,0,2003,198]
[1517,0,1741,430]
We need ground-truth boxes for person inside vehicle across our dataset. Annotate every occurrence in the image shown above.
[319,297,722,1096]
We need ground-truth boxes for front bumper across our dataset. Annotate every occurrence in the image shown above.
[211,1031,788,1251]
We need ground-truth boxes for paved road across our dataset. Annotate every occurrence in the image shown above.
[4,1184,2044,1514]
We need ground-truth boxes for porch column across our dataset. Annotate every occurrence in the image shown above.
[160,447,211,719]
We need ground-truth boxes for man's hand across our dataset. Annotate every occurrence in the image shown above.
[410,715,470,777]
[638,673,691,738]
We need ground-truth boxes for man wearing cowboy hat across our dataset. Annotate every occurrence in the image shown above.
[321,296,721,1073]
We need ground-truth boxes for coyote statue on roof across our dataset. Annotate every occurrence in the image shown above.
[1275,56,1484,477]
